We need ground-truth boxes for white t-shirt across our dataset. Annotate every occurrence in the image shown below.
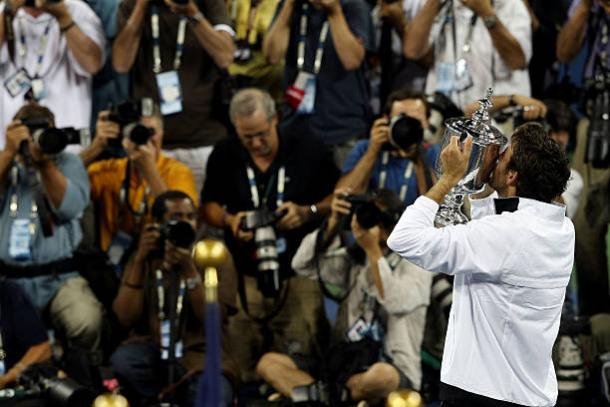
[412,0,532,109]
[388,194,575,406]
[0,1,105,149]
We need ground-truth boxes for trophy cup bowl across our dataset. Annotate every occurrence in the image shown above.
[434,89,507,227]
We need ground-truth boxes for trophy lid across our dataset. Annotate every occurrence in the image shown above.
[445,88,507,146]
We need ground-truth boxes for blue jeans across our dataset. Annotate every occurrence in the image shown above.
[110,341,233,406]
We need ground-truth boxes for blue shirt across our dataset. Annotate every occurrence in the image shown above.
[0,280,48,371]
[0,152,90,309]
[342,140,440,206]
[280,0,373,145]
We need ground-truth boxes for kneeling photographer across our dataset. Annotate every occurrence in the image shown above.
[111,190,237,407]
[0,102,103,364]
[256,188,431,405]
[338,89,440,206]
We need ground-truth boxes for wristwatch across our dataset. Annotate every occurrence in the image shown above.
[187,12,204,24]
[482,14,498,29]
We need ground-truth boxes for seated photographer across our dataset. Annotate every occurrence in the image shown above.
[0,279,51,389]
[86,102,198,263]
[257,188,431,404]
[200,88,340,382]
[337,89,440,206]
[0,102,103,354]
[111,190,237,407]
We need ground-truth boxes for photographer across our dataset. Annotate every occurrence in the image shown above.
[113,0,235,192]
[200,88,339,382]
[404,0,532,110]
[0,102,103,355]
[86,103,198,264]
[337,89,440,206]
[0,0,105,147]
[111,191,236,406]
[556,0,609,65]
[257,188,431,404]
[263,0,372,166]
[0,279,51,389]
[557,1,610,316]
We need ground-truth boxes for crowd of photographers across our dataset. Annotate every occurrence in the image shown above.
[0,0,608,406]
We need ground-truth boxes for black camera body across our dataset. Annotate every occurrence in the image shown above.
[239,208,287,297]
[17,363,96,407]
[584,77,610,169]
[25,0,61,7]
[345,194,382,229]
[385,114,424,152]
[21,117,81,155]
[161,220,197,249]
[108,99,155,146]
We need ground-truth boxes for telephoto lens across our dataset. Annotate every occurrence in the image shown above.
[386,114,424,151]
[162,220,196,249]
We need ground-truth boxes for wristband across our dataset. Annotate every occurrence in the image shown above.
[187,12,204,24]
[122,280,144,289]
[60,21,76,33]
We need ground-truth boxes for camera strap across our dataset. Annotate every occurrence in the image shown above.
[296,3,329,76]
[246,165,285,208]
[151,5,188,74]
[119,160,150,219]
[378,152,413,203]
[9,165,40,236]
[155,269,186,360]
[16,16,52,79]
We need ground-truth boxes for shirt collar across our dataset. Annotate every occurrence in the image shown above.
[494,196,567,221]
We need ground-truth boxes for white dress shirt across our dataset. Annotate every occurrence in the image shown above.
[387,194,575,406]
[0,1,105,149]
[414,0,532,109]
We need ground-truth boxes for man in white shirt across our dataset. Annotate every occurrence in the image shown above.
[0,0,105,150]
[387,123,575,406]
[404,0,532,110]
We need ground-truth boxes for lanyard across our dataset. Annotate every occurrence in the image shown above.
[155,269,186,321]
[246,165,285,208]
[17,16,52,78]
[9,166,39,236]
[378,152,414,202]
[155,269,186,359]
[296,3,329,75]
[151,5,188,74]
[119,161,150,218]
[449,6,477,62]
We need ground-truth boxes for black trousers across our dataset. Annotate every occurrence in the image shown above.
[440,383,527,407]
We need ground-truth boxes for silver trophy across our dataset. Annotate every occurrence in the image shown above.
[434,89,507,227]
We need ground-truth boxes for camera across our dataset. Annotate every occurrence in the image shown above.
[21,117,82,155]
[385,114,424,151]
[345,194,382,229]
[108,99,155,146]
[16,363,96,407]
[161,220,197,249]
[240,208,287,297]
[25,0,61,6]
[584,76,610,169]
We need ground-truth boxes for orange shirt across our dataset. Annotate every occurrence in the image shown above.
[88,154,199,251]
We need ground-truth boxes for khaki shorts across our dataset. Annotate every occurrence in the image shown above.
[227,275,327,382]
